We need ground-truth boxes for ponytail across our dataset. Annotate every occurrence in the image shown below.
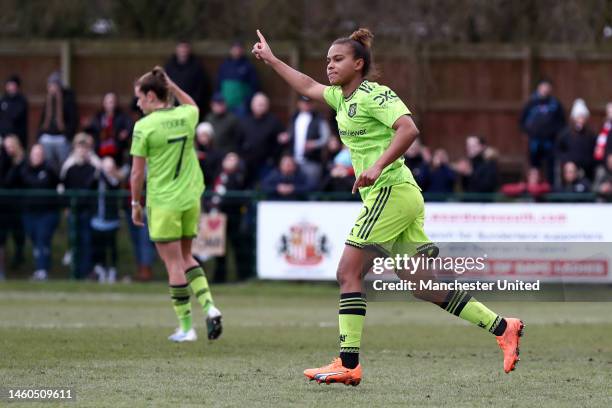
[135,66,169,102]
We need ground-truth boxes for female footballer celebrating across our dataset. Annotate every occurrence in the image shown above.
[130,67,222,342]
[252,28,523,385]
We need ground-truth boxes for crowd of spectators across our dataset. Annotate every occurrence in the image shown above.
[1,42,611,281]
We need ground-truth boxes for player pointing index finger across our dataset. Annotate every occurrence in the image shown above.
[253,27,524,385]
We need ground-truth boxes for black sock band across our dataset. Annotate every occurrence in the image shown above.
[185,266,204,283]
[340,350,359,369]
[339,292,367,316]
[491,317,507,336]
[169,284,190,305]
[439,290,472,316]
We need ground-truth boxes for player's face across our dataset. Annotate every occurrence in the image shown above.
[326,44,363,86]
[135,86,152,114]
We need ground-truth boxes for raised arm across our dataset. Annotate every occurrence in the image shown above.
[252,30,326,102]
[161,69,197,108]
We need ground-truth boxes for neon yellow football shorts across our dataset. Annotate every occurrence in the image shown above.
[346,182,436,257]
[146,203,200,242]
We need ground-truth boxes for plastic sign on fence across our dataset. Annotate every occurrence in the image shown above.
[192,212,227,258]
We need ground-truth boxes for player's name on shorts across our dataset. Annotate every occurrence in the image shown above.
[372,279,541,292]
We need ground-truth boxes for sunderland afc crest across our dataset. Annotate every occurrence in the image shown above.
[278,221,330,266]
[348,103,357,117]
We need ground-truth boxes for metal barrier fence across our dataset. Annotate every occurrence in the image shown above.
[0,189,601,281]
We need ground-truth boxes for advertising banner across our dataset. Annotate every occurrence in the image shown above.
[257,202,612,282]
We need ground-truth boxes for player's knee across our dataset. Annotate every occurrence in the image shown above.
[336,263,359,287]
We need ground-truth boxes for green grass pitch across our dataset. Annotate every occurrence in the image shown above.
[1,281,611,407]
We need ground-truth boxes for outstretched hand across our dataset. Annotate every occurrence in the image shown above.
[252,30,275,64]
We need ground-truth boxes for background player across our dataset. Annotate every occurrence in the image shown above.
[252,28,523,385]
[130,67,222,342]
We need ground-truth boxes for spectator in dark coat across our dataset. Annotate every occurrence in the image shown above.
[205,92,244,154]
[217,41,260,116]
[61,133,99,279]
[165,41,211,117]
[556,98,597,180]
[20,144,60,280]
[86,92,133,166]
[210,152,250,282]
[404,138,431,191]
[38,71,79,173]
[0,75,29,148]
[520,79,566,183]
[556,161,591,193]
[262,155,310,200]
[593,153,612,202]
[240,92,287,187]
[455,136,498,193]
[0,135,27,276]
[195,122,224,186]
[320,143,355,193]
[427,148,456,194]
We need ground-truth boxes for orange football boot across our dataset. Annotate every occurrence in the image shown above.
[304,357,362,386]
[496,318,525,373]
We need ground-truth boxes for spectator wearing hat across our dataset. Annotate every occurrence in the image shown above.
[556,98,597,181]
[205,92,244,154]
[286,96,331,187]
[195,122,224,186]
[0,75,29,148]
[38,71,78,173]
[216,41,260,116]
[164,40,211,117]
[520,79,566,183]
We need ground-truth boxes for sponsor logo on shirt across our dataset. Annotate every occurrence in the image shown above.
[339,128,366,137]
[373,90,398,106]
